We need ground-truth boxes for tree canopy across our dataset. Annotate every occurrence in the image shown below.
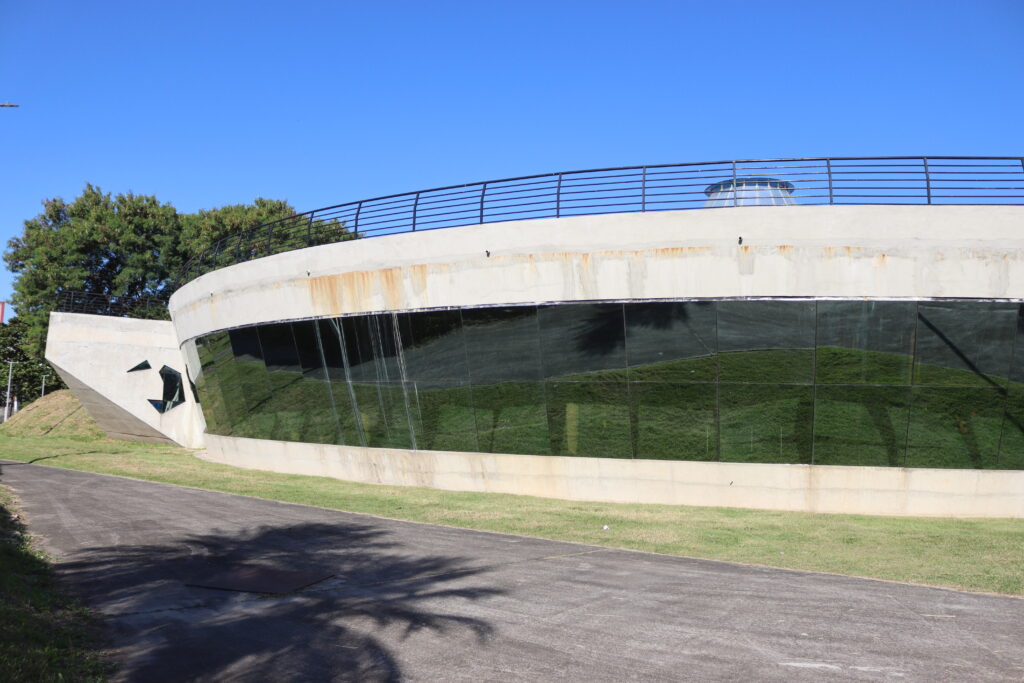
[4,184,299,358]
[0,317,63,405]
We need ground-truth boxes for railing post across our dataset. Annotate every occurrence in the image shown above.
[641,166,647,212]
[306,214,314,247]
[556,175,562,218]
[479,183,487,224]
[826,158,834,205]
[731,161,738,207]
[412,192,420,231]
[923,157,932,205]
[354,200,363,235]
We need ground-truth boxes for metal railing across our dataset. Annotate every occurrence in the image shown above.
[54,291,170,319]
[169,156,1024,286]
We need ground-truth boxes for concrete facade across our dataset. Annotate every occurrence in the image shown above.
[201,434,1024,518]
[170,205,1024,342]
[46,312,204,447]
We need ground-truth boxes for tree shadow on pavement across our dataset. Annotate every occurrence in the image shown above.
[57,521,504,682]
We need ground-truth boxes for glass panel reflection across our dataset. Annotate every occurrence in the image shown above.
[813,385,911,466]
[906,387,1004,469]
[398,310,468,381]
[997,387,1024,470]
[816,301,915,384]
[630,382,717,460]
[538,303,626,380]
[718,300,815,383]
[546,380,631,458]
[407,380,478,452]
[463,306,541,382]
[351,382,413,449]
[719,384,813,464]
[625,302,717,383]
[471,381,549,455]
[914,301,1017,387]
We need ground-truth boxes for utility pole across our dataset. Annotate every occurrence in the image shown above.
[4,361,12,421]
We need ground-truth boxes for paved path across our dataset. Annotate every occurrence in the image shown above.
[1,460,1021,682]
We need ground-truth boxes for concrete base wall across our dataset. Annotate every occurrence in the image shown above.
[46,312,205,448]
[202,434,1024,518]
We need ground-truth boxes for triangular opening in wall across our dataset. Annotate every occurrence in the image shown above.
[127,360,151,373]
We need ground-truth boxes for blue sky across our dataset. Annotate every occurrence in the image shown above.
[0,0,1021,311]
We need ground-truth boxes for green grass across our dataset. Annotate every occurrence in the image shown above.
[1,432,1021,597]
[0,481,110,681]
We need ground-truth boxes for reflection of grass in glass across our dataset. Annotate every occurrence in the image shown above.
[627,356,717,383]
[815,347,911,385]
[813,386,910,466]
[719,349,813,384]
[472,382,550,455]
[546,382,631,458]
[408,383,478,452]
[905,388,1004,469]
[630,383,717,461]
[350,384,413,449]
[914,361,1009,388]
[719,384,812,464]
[193,342,1024,470]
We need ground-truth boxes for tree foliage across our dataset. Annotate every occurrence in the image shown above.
[0,318,64,408]
[4,185,300,358]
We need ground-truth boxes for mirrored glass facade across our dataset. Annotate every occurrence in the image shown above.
[191,299,1024,470]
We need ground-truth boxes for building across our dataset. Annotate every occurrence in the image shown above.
[47,157,1024,517]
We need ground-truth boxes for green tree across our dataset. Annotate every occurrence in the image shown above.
[4,184,180,355]
[0,318,64,410]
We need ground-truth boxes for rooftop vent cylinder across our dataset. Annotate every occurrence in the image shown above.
[704,176,796,207]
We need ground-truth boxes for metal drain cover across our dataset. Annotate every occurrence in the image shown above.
[186,565,334,594]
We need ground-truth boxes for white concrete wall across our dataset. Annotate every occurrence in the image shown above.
[169,205,1024,341]
[201,434,1024,518]
[46,312,205,447]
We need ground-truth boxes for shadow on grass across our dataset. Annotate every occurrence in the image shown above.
[57,521,503,681]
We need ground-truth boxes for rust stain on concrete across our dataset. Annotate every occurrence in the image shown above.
[874,253,888,267]
[777,244,795,254]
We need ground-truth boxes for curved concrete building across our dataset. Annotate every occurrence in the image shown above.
[48,158,1024,517]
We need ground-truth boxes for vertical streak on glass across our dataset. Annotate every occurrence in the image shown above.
[902,301,920,466]
[392,312,418,451]
[621,303,637,459]
[714,300,721,461]
[810,300,819,465]
[312,318,345,445]
[334,318,366,447]
[995,303,1022,467]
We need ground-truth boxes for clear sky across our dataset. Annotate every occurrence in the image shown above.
[1,0,1022,311]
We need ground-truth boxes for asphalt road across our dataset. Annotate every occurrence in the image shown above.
[1,460,1021,682]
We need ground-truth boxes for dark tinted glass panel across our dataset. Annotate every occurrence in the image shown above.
[546,381,631,458]
[342,314,403,383]
[719,384,813,463]
[906,387,1004,469]
[229,327,263,362]
[407,380,478,452]
[259,324,301,372]
[1009,305,1024,384]
[717,301,815,383]
[350,382,413,448]
[267,321,337,445]
[813,385,911,466]
[625,302,717,382]
[630,383,717,460]
[816,301,915,384]
[538,303,626,380]
[463,307,541,382]
[398,310,468,381]
[914,301,1017,387]
[997,387,1024,470]
[316,319,359,445]
[472,381,549,454]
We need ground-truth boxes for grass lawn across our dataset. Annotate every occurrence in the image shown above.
[0,480,109,681]
[0,432,1021,597]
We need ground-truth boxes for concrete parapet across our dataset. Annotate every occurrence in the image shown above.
[201,434,1024,518]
